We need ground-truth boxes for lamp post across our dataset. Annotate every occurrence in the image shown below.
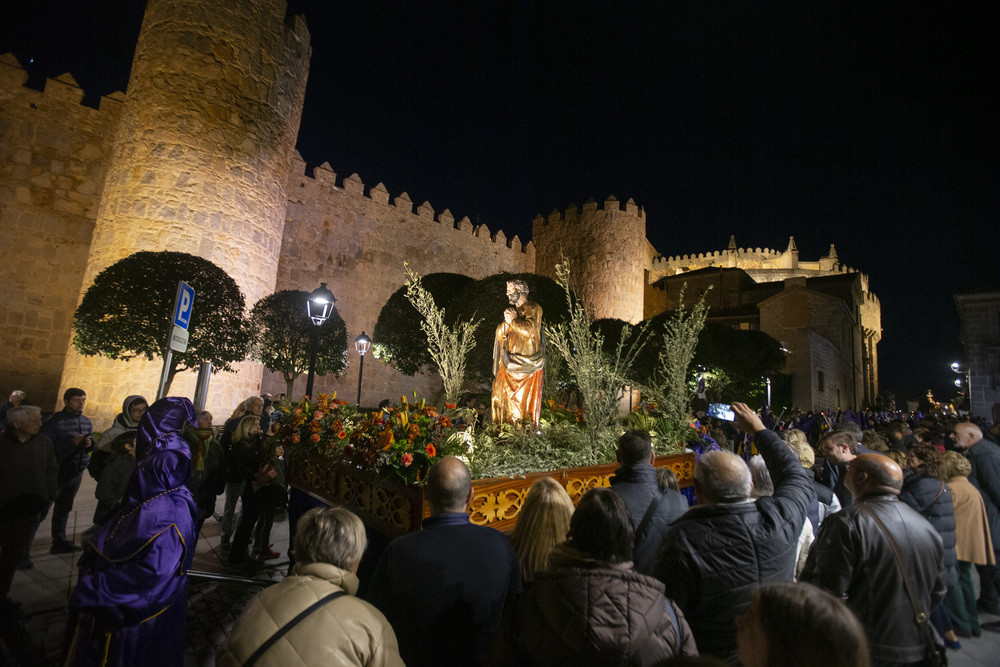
[950,361,973,417]
[305,283,336,398]
[355,331,372,408]
[766,377,772,408]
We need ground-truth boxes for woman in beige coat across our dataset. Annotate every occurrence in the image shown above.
[942,451,996,637]
[217,507,403,667]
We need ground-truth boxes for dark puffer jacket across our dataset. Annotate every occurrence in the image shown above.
[900,469,959,588]
[609,463,689,575]
[653,428,812,662]
[496,544,698,666]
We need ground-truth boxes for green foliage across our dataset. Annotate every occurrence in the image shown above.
[544,261,650,462]
[372,273,475,375]
[73,251,251,393]
[466,421,599,479]
[642,285,711,424]
[692,323,787,404]
[404,266,481,404]
[625,408,699,452]
[250,290,348,398]
[447,272,572,385]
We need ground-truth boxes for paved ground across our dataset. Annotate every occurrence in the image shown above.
[4,474,1000,666]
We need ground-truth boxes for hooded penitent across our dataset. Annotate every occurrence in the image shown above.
[65,397,198,667]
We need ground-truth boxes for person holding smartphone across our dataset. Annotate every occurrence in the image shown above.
[40,388,93,554]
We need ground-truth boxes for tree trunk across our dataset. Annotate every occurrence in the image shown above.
[284,373,299,401]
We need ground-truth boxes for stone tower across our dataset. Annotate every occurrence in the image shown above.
[59,0,311,423]
[532,196,647,323]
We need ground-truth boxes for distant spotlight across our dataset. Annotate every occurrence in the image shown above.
[951,362,961,373]
[955,378,963,387]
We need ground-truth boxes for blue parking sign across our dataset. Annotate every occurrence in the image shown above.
[173,281,195,330]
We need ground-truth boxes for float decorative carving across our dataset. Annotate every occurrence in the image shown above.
[289,452,695,538]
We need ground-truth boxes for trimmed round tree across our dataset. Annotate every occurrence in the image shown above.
[250,290,348,399]
[72,251,252,394]
[372,273,476,376]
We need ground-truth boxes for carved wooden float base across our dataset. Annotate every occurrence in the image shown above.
[288,452,695,539]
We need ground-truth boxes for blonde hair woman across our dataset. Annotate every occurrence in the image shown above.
[783,429,814,467]
[509,477,575,583]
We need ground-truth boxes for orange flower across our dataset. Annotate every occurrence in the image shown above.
[337,430,347,440]
[445,403,456,410]
[291,434,300,443]
[426,443,437,458]
[310,433,320,443]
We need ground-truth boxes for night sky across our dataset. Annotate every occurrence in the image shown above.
[2,1,997,405]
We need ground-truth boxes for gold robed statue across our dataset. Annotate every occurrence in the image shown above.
[491,280,545,426]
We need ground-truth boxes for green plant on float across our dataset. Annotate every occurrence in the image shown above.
[640,284,712,426]
[372,272,476,376]
[544,260,651,463]
[624,408,699,455]
[403,265,482,405]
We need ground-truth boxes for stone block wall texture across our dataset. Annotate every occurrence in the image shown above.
[0,56,122,412]
[268,157,536,406]
[58,0,312,426]
[533,197,646,324]
[759,285,862,411]
[955,292,1000,420]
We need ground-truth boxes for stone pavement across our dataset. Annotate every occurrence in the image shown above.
[4,473,1000,666]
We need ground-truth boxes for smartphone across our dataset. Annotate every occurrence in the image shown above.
[707,403,735,421]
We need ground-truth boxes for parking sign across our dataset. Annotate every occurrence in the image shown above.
[173,281,195,329]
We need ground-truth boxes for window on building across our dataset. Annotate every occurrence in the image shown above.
[740,322,750,330]
[818,371,826,392]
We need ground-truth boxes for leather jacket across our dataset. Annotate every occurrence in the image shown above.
[801,493,946,666]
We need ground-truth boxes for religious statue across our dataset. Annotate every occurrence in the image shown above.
[491,279,545,426]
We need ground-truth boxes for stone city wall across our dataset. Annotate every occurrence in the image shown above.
[59,0,312,426]
[0,56,123,412]
[268,156,536,405]
[532,197,646,324]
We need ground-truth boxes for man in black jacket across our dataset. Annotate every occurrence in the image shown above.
[609,430,688,574]
[654,402,812,663]
[801,454,946,666]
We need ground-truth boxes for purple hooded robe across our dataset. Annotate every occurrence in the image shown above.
[65,397,198,667]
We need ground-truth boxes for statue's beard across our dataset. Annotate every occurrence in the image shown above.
[508,293,521,305]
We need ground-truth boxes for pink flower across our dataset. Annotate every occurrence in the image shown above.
[314,411,323,419]
[310,433,320,443]
[401,453,413,467]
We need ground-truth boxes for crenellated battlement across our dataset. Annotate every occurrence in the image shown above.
[288,154,535,257]
[0,54,126,115]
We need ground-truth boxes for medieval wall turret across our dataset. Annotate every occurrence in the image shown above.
[58,0,311,422]
[532,196,646,323]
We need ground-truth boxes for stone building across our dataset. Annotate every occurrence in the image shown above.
[955,292,1000,421]
[648,236,882,411]
[0,0,881,424]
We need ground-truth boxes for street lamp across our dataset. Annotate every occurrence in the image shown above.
[305,283,336,398]
[355,331,371,408]
[950,361,973,417]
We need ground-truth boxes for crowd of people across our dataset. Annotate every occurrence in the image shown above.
[2,385,1000,666]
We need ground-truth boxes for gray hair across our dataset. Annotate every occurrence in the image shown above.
[749,455,775,498]
[508,279,529,295]
[7,404,41,429]
[196,410,213,422]
[294,507,367,569]
[9,390,25,401]
[694,450,752,503]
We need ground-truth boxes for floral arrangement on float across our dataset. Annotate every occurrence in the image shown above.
[270,392,473,484]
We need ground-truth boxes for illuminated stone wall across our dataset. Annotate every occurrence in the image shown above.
[0,57,123,412]
[57,0,311,425]
[267,157,535,405]
[532,197,647,324]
